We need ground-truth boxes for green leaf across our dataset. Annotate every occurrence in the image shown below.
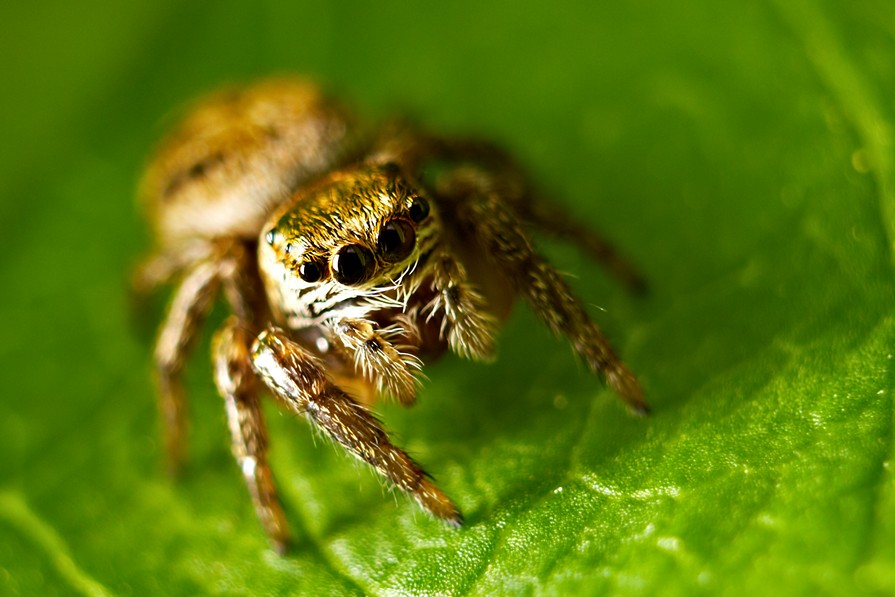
[2,0,894,594]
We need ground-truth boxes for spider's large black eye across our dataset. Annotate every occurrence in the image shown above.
[377,220,416,262]
[408,197,430,223]
[332,244,374,285]
[298,261,323,283]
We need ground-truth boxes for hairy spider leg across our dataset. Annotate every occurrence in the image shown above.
[441,141,646,293]
[508,198,647,295]
[252,327,462,526]
[374,130,646,294]
[213,318,290,552]
[440,170,650,415]
[132,242,213,296]
[151,240,259,474]
[153,257,221,473]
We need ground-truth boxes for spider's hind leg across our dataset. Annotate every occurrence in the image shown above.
[391,134,646,293]
[514,199,648,295]
[437,168,649,415]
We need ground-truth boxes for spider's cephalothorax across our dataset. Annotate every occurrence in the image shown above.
[260,165,444,332]
[135,77,648,552]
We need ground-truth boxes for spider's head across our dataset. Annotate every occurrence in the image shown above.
[259,162,441,326]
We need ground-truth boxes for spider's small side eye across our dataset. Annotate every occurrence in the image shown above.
[332,244,374,286]
[265,228,278,245]
[409,197,430,223]
[298,261,323,283]
[378,220,416,262]
[379,161,402,177]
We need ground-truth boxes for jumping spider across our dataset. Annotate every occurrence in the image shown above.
[135,77,648,552]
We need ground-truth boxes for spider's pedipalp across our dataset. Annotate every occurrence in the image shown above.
[426,251,498,362]
[325,317,422,405]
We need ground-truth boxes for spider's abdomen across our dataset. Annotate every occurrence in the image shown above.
[141,78,364,247]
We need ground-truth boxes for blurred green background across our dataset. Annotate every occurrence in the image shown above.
[2,1,894,595]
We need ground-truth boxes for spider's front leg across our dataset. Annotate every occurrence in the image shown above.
[251,326,462,525]
[441,171,649,414]
[213,317,289,552]
[324,318,422,405]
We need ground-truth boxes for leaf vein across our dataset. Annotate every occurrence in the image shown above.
[0,489,115,597]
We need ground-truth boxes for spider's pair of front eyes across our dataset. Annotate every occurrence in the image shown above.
[323,219,414,285]
[292,197,430,286]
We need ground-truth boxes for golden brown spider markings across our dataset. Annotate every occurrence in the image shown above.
[135,77,648,552]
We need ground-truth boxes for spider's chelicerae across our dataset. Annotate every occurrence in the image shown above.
[135,77,648,552]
